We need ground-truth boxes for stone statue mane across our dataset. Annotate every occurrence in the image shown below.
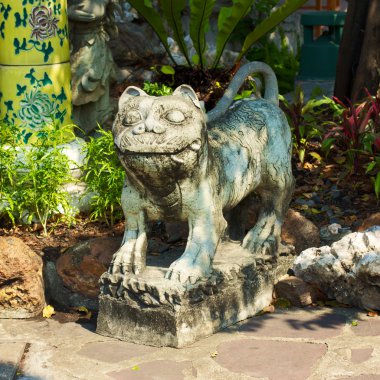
[109,61,294,285]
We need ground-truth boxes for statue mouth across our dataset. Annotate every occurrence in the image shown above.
[117,138,202,164]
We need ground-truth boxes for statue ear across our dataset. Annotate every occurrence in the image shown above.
[173,85,201,109]
[119,86,147,109]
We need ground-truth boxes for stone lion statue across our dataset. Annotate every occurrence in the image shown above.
[109,61,294,285]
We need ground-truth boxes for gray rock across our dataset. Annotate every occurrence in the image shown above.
[294,228,380,310]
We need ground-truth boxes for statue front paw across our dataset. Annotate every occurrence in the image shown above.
[108,231,147,275]
[165,249,212,285]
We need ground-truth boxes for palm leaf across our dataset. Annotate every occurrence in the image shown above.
[213,0,255,68]
[160,0,191,66]
[128,0,177,65]
[189,0,216,70]
[237,0,307,62]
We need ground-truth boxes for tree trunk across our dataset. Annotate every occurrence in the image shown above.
[334,0,369,101]
[351,0,380,101]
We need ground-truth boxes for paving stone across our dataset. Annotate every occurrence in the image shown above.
[239,310,347,339]
[352,319,380,336]
[0,342,26,380]
[215,339,326,380]
[338,375,380,380]
[77,341,157,363]
[107,360,195,380]
[351,348,374,364]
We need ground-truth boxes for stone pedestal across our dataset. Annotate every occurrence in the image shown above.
[97,242,293,348]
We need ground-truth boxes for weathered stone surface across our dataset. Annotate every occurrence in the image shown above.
[239,310,347,339]
[97,242,293,348]
[44,261,99,311]
[350,348,374,364]
[68,0,117,134]
[110,61,294,286]
[77,341,156,363]
[215,339,326,380]
[338,376,380,380]
[274,275,326,307]
[358,213,380,232]
[107,360,195,380]
[352,318,380,336]
[294,228,380,310]
[56,237,121,298]
[0,342,26,380]
[0,237,45,318]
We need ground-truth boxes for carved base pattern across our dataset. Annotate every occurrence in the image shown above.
[97,242,293,347]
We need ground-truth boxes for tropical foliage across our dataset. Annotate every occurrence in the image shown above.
[128,0,307,70]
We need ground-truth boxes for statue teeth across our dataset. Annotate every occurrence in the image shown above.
[171,155,185,164]
[189,140,201,151]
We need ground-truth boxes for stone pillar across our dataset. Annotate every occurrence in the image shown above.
[0,0,72,141]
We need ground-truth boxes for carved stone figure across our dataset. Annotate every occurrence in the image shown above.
[109,61,294,285]
[68,0,119,134]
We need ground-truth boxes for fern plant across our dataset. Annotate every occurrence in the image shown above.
[128,0,307,71]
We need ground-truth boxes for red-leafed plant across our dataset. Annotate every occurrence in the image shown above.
[323,89,380,196]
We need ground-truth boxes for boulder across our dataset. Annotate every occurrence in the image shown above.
[281,209,320,254]
[56,237,121,298]
[294,227,380,310]
[358,213,380,232]
[274,275,326,307]
[0,237,45,318]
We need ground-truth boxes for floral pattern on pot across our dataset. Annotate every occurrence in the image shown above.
[0,0,69,65]
[18,89,55,128]
[29,5,59,41]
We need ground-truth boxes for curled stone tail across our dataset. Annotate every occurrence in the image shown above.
[206,61,279,123]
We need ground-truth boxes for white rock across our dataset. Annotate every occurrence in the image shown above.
[294,229,380,309]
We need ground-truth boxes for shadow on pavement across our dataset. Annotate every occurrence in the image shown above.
[226,307,361,334]
[0,361,43,380]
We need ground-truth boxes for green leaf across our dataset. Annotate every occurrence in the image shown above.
[189,0,216,69]
[213,0,255,68]
[128,0,177,65]
[192,54,200,65]
[160,0,191,66]
[366,161,376,173]
[309,152,322,161]
[161,65,175,75]
[375,172,380,198]
[321,137,335,152]
[237,0,307,62]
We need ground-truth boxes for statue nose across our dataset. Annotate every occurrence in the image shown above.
[132,123,165,134]
[132,123,145,135]
[145,121,165,134]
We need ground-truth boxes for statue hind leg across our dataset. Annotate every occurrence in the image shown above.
[242,166,294,257]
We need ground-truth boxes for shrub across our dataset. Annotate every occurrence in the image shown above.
[83,126,125,227]
[0,121,76,235]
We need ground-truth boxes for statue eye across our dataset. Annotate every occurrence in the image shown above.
[165,110,185,123]
[122,110,142,125]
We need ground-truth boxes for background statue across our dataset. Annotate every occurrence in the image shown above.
[68,0,121,134]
